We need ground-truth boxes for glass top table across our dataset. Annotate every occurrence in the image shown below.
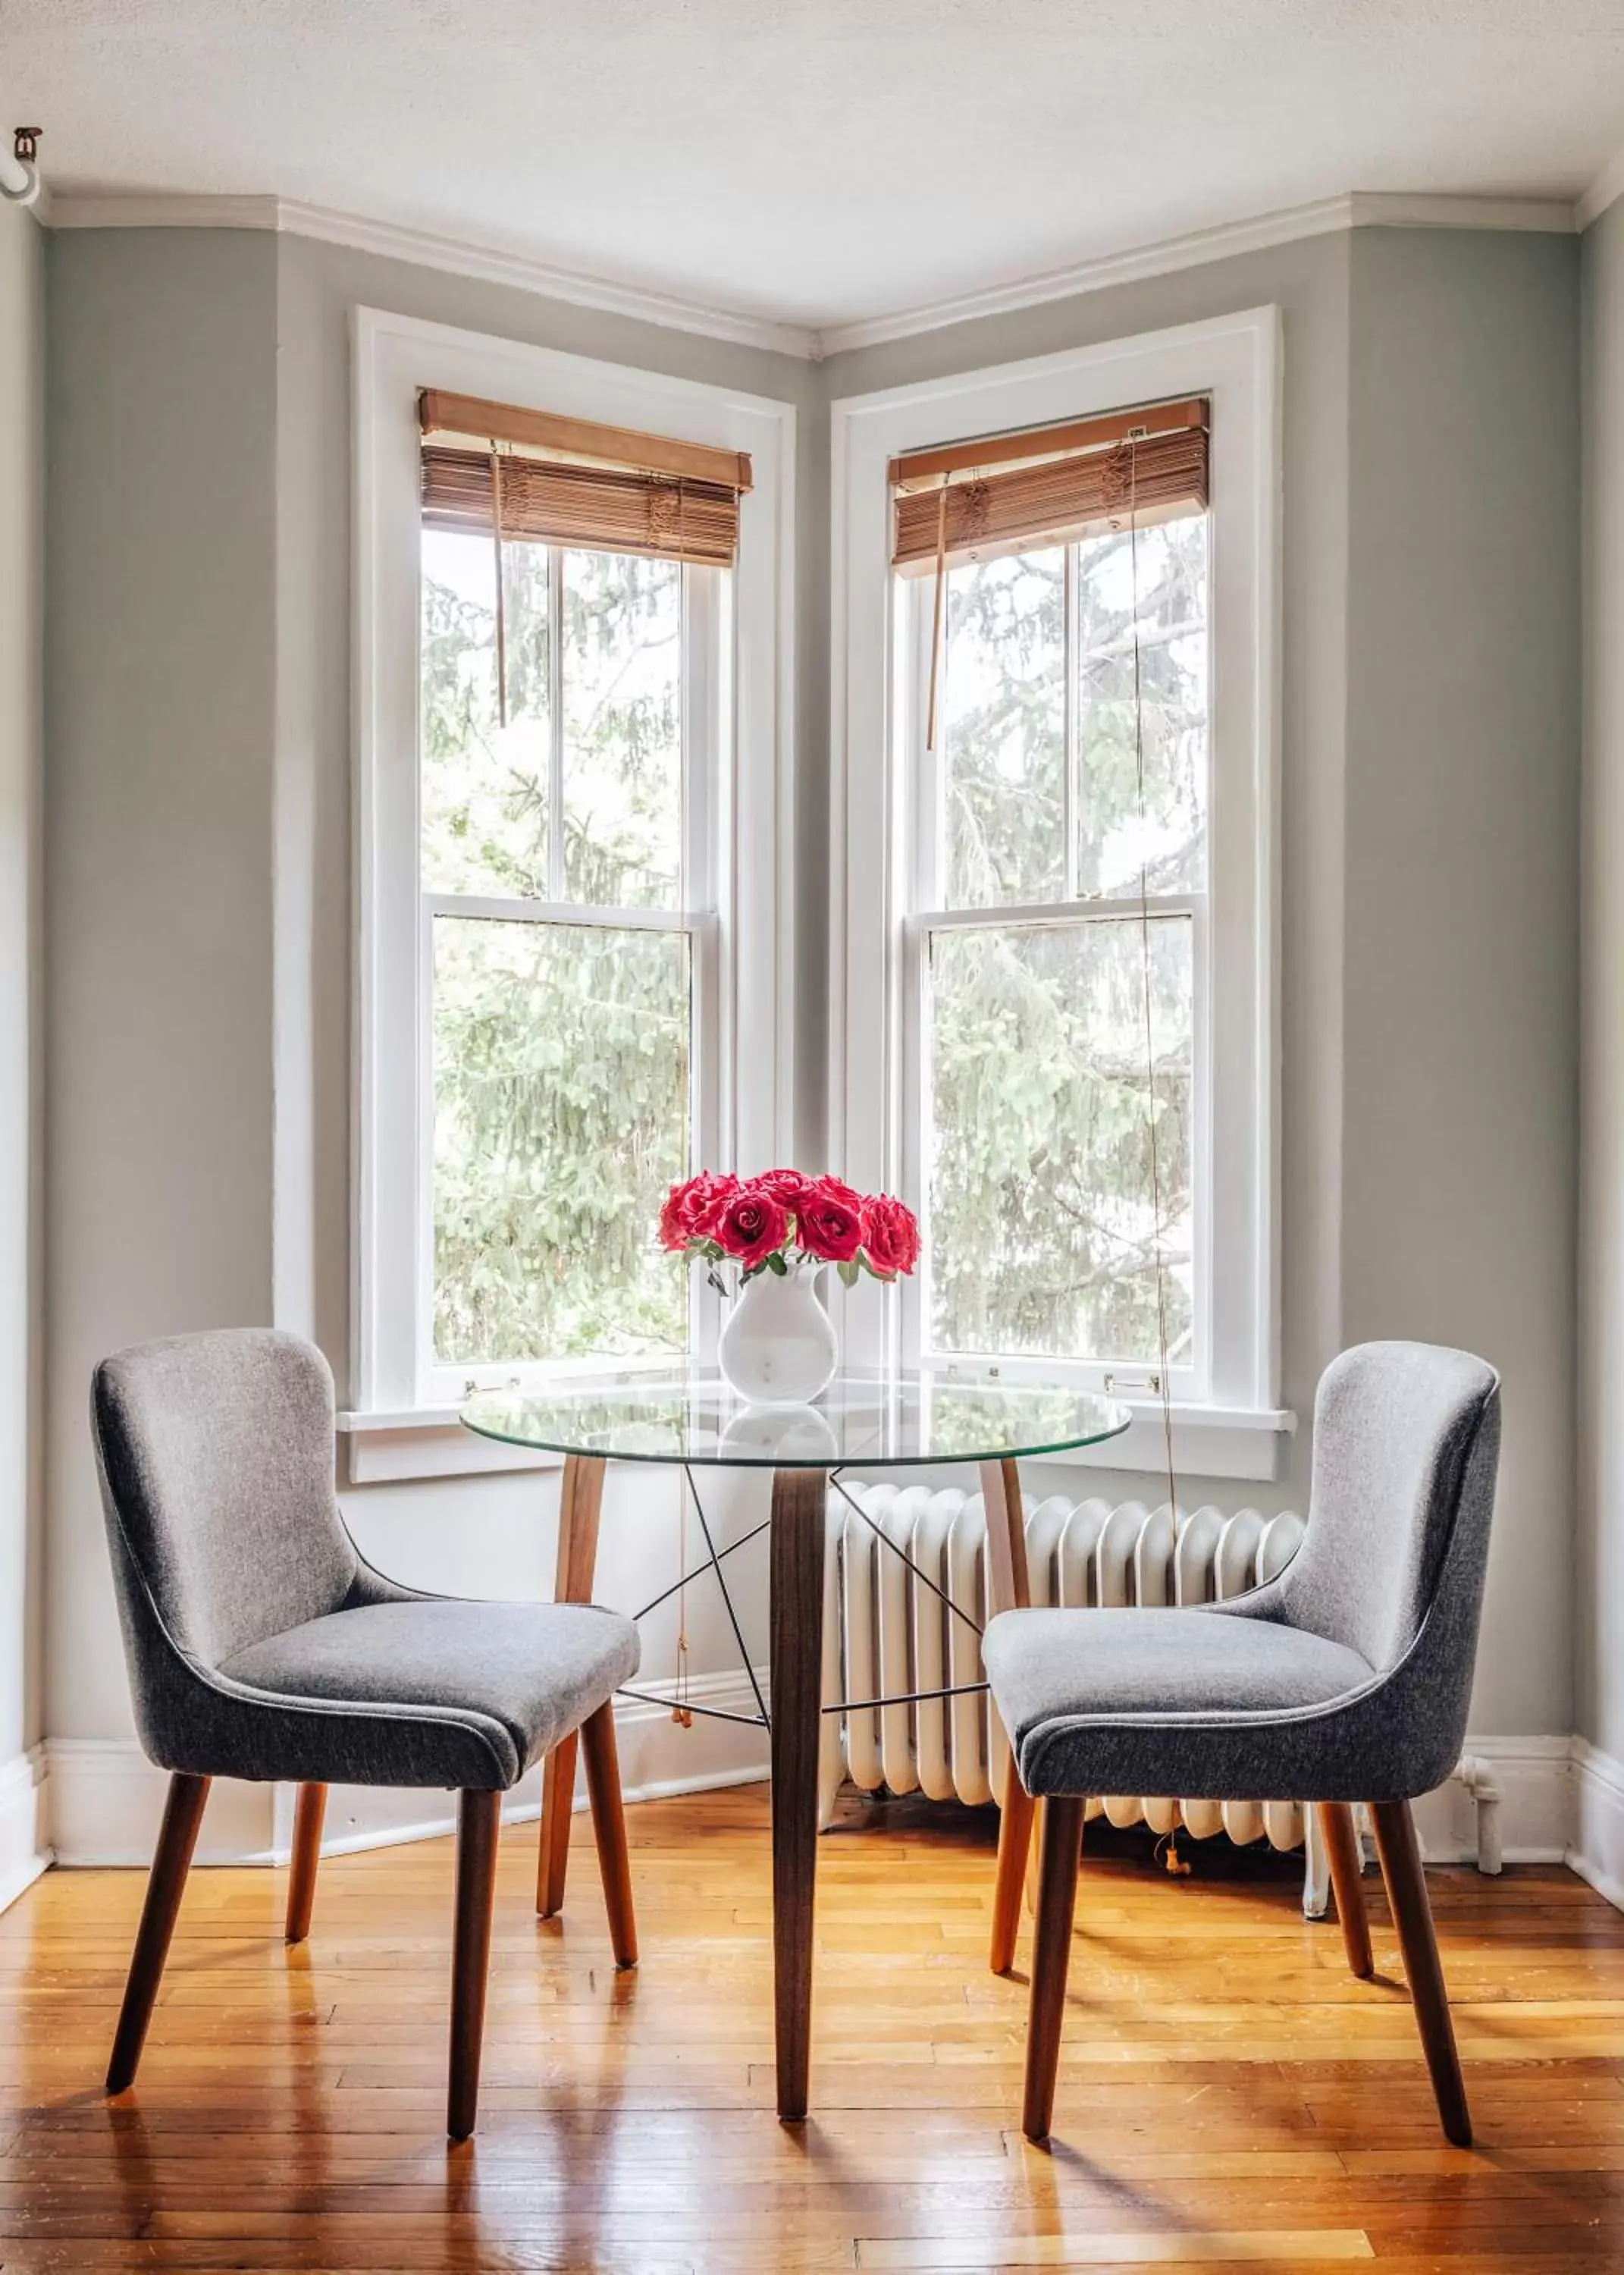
[459,1367,1129,2123]
[460,1368,1130,1470]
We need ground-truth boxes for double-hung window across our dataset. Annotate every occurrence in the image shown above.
[418,395,735,1390]
[903,458,1208,1386]
[831,313,1284,1476]
[352,314,793,1458]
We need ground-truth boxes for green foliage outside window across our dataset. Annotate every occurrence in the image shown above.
[928,517,1207,1364]
[422,533,690,1366]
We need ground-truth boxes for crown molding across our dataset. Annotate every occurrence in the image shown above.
[45,192,820,360]
[1579,143,1624,232]
[45,185,1581,365]
[49,191,281,233]
[817,190,1579,358]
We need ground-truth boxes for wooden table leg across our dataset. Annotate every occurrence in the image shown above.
[537,1453,607,1919]
[770,1466,827,2123]
[982,1457,1036,1967]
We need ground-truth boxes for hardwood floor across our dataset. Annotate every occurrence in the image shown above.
[5,1781,1624,2270]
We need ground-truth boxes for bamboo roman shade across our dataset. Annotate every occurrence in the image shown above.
[419,388,753,570]
[890,396,1209,576]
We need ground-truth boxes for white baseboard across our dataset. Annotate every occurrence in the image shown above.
[42,1669,771,1870]
[1412,1735,1575,1866]
[1569,1737,1624,1908]
[45,1738,279,1866]
[27,1715,1600,1903]
[0,1747,51,1913]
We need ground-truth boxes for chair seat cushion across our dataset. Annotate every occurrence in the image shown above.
[218,1600,639,1791]
[983,1605,1375,1803]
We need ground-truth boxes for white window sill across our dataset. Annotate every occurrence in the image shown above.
[1030,1401,1296,1485]
[336,1410,565,1486]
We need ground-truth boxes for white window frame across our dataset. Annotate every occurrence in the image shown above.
[346,308,795,1473]
[829,308,1290,1481]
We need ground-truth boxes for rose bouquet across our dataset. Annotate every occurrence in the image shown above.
[658,1169,920,1294]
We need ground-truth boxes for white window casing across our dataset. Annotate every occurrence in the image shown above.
[346,309,795,1478]
[829,308,1290,1481]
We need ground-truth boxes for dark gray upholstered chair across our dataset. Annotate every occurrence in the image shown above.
[983,1341,1501,2148]
[92,1328,641,2138]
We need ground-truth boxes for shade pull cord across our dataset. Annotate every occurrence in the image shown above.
[491,444,509,730]
[925,475,948,754]
[672,1469,692,1727]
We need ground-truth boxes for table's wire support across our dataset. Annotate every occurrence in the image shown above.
[616,1685,769,1731]
[823,1679,989,1716]
[826,1469,984,1642]
[632,1517,770,1625]
[624,1464,991,1740]
[681,1464,772,1731]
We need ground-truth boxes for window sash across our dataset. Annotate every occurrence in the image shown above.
[899,900,1209,1396]
[898,558,1212,1393]
[416,558,726,1401]
[828,312,1278,1439]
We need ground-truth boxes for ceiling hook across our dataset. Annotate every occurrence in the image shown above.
[2,128,42,210]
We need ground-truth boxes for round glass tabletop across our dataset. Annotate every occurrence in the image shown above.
[459,1368,1130,1470]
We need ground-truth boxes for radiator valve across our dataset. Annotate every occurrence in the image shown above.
[1158,1831,1193,1877]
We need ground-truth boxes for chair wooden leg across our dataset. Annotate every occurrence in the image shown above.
[1022,1794,1084,2144]
[284,1782,326,1945]
[106,1772,211,2094]
[1317,1802,1373,1979]
[447,1789,502,2142]
[582,1702,637,1968]
[990,1759,1036,1973]
[1370,1797,1472,2147]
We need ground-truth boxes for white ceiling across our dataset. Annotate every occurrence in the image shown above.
[5,0,1624,335]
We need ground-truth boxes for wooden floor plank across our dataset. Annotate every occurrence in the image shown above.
[1,1784,1623,2269]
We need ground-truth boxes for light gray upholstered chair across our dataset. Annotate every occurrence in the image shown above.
[92,1328,641,2138]
[983,1341,1500,2148]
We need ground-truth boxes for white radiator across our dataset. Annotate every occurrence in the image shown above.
[817,1483,1309,1854]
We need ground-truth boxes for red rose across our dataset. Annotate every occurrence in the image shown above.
[713,1186,791,1272]
[752,1167,813,1212]
[658,1172,738,1250]
[861,1193,920,1279]
[795,1175,864,1264]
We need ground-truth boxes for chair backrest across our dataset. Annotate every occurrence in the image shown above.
[1281,1340,1500,1675]
[92,1329,359,1671]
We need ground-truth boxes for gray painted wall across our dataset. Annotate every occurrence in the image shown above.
[39,217,1582,1763]
[0,202,44,1796]
[1580,199,1624,1761]
[44,231,281,1742]
[1343,228,1579,1739]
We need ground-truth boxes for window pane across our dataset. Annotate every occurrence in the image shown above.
[926,917,1193,1363]
[1075,514,1208,898]
[431,915,690,1364]
[420,529,551,899]
[940,549,1066,908]
[563,550,683,908]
